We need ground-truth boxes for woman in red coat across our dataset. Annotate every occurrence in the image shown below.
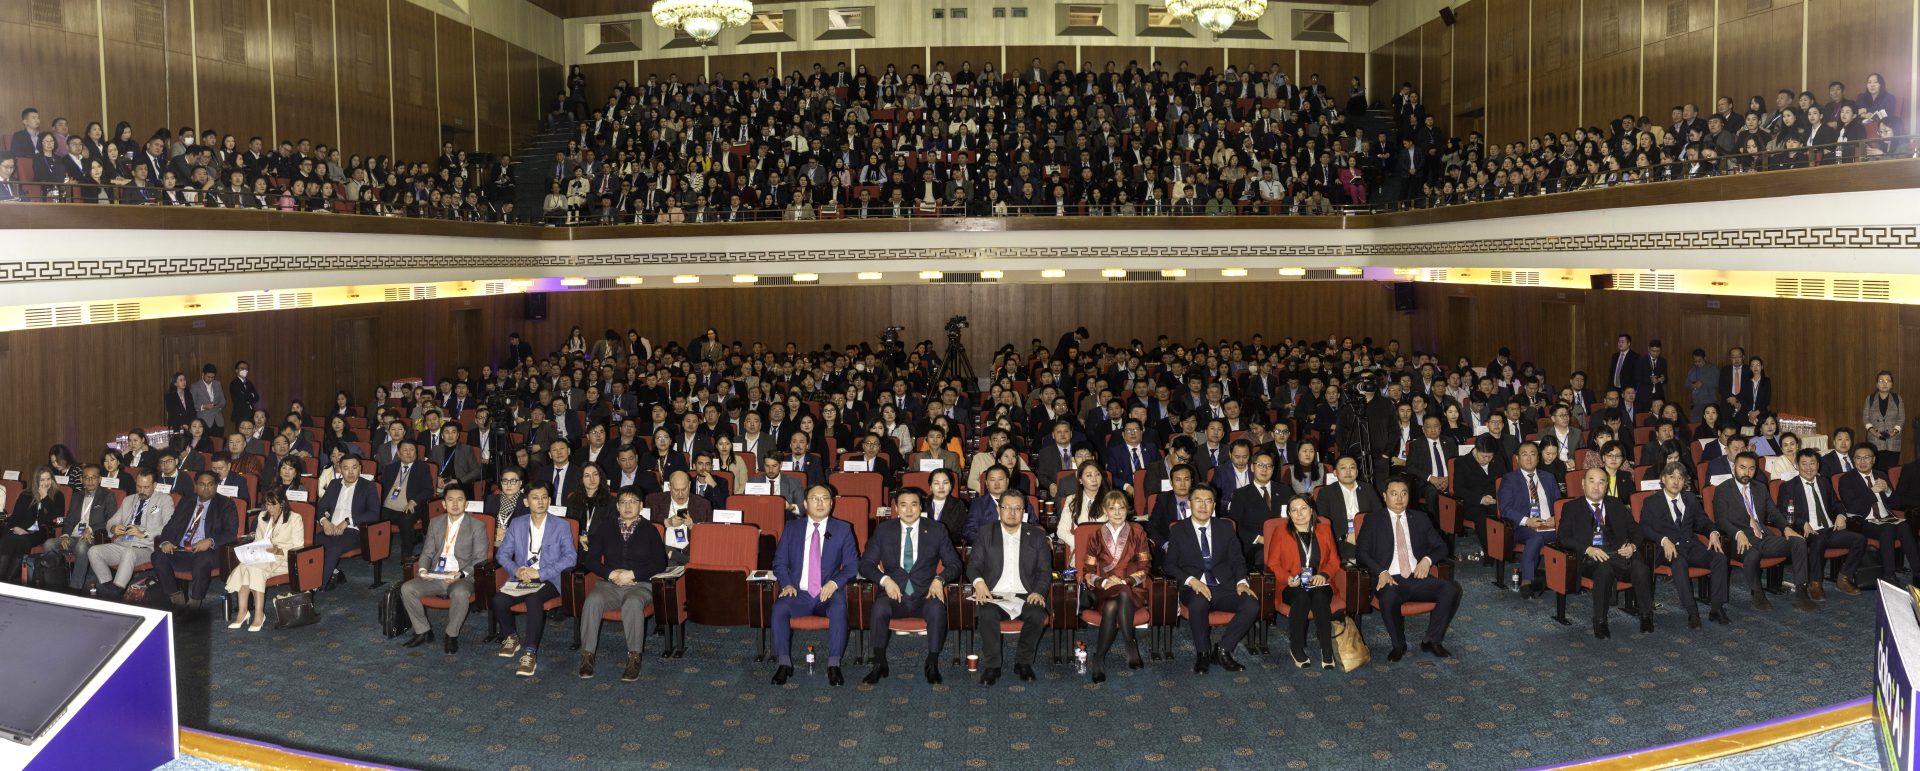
[1266,494,1342,669]
[1079,489,1149,682]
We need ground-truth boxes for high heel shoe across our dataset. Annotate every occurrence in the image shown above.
[1321,647,1338,670]
[227,612,250,630]
[1290,652,1310,668]
[248,619,266,632]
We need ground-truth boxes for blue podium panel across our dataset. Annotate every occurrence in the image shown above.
[0,585,176,770]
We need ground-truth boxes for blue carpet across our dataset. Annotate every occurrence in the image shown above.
[170,563,1878,771]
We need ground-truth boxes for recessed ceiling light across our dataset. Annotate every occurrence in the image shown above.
[1221,268,1248,277]
[1041,269,1066,278]
[1278,268,1306,277]
[1101,268,1126,278]
[615,276,643,285]
[980,270,1004,279]
[732,274,758,284]
[672,275,700,284]
[1161,268,1187,278]
[1335,267,1363,276]
[919,270,944,280]
[793,273,819,282]
[857,272,883,280]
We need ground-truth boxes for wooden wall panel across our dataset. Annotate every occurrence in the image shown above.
[101,0,181,138]
[1483,0,1529,143]
[781,48,846,80]
[1529,0,1581,136]
[1226,46,1291,74]
[537,56,565,124]
[1300,51,1367,108]
[1806,0,1911,128]
[435,14,475,150]
[334,0,392,159]
[1643,28,1711,122]
[1087,46,1154,72]
[269,0,337,147]
[474,31,512,156]
[1148,46,1221,74]
[1389,28,1421,100]
[1451,0,1486,134]
[1420,19,1450,136]
[927,45,999,74]
[1581,51,1640,130]
[508,44,540,157]
[389,0,438,161]
[1006,45,1063,76]
[576,61,636,97]
[1715,5,1802,119]
[0,0,103,144]
[708,53,777,85]
[193,0,271,142]
[1369,52,1389,108]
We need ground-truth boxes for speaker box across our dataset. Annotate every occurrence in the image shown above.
[1439,6,1457,25]
[1589,274,1615,290]
[1393,281,1416,311]
[524,292,549,320]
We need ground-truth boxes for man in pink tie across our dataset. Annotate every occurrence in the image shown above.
[770,485,859,686]
[1357,478,1461,662]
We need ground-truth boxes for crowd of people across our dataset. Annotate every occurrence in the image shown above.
[0,61,1903,223]
[3,322,1906,687]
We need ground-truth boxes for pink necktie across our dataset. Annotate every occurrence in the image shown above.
[805,523,822,595]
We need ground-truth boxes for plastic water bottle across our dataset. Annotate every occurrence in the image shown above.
[805,645,816,675]
[1510,567,1521,591]
[1074,641,1088,674]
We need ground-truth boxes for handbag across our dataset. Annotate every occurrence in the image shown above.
[1332,616,1371,672]
[272,590,321,629]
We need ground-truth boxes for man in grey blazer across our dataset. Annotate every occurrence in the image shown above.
[431,423,482,495]
[400,488,491,654]
[89,471,174,596]
[46,465,115,589]
[754,455,804,517]
[192,363,227,430]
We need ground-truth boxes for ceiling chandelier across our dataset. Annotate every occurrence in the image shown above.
[1166,0,1269,34]
[652,0,754,44]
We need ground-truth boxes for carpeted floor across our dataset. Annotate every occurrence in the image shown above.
[1670,719,1878,770]
[169,562,1877,771]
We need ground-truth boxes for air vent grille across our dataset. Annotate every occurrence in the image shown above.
[1614,272,1676,291]
[1491,270,1541,286]
[1832,279,1891,301]
[382,286,439,302]
[24,305,82,328]
[1774,277,1826,299]
[86,303,142,323]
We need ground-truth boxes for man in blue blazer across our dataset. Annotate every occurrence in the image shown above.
[770,484,859,686]
[859,489,961,685]
[316,456,381,590]
[1105,418,1161,492]
[1163,487,1259,674]
[381,442,435,559]
[153,471,240,608]
[490,482,578,677]
[1499,443,1564,598]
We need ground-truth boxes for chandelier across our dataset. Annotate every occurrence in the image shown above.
[652,0,754,43]
[1166,0,1269,34]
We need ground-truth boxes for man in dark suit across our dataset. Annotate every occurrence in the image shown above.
[1638,463,1731,627]
[152,471,240,608]
[1450,438,1505,557]
[769,485,860,687]
[751,455,804,517]
[1713,452,1813,611]
[1146,464,1199,555]
[1141,438,1195,505]
[644,471,716,525]
[1227,451,1285,562]
[1033,421,1083,495]
[859,489,962,685]
[1821,428,1862,477]
[967,491,1053,685]
[1405,415,1458,526]
[316,456,381,589]
[1357,478,1460,661]
[1501,443,1564,598]
[1163,487,1260,673]
[1836,445,1920,585]
[1316,456,1383,559]
[1557,467,1656,638]
[784,432,829,488]
[536,440,586,504]
[1777,448,1865,597]
[1106,418,1161,492]
[1637,339,1670,409]
[1604,333,1643,394]
[47,465,114,590]
[380,442,434,558]
[1716,347,1749,415]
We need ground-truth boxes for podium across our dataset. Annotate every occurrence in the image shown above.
[0,584,176,770]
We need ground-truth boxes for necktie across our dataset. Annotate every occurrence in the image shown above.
[1808,480,1829,529]
[1741,485,1762,537]
[1732,369,1742,394]
[552,469,564,499]
[1590,500,1606,546]
[1526,473,1540,510]
[1869,474,1888,518]
[1841,455,1853,472]
[1392,514,1414,577]
[902,526,916,595]
[1178,500,1189,520]
[1199,524,1214,585]
[1260,486,1270,511]
[1061,447,1071,468]
[1612,354,1626,387]
[1670,497,1683,524]
[1432,442,1445,477]
[393,464,410,499]
[182,501,208,547]
[1132,447,1143,470]
[805,523,823,595]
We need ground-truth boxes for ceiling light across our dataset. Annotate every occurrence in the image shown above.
[980,270,1005,280]
[1166,0,1268,34]
[1221,268,1248,277]
[652,0,754,43]
[1335,267,1363,276]
[1278,267,1306,277]
[793,273,819,282]
[919,270,944,280]
[615,276,643,285]
[732,274,758,284]
[560,278,588,287]
[672,275,700,284]
[1041,269,1067,278]
[1102,268,1127,278]
[1161,268,1187,278]
[857,272,883,280]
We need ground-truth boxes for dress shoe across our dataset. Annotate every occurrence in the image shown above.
[1839,576,1862,595]
[1386,646,1407,663]
[1213,646,1245,672]
[924,660,942,685]
[621,652,643,682]
[1809,581,1827,601]
[1519,582,1541,600]
[1090,664,1106,684]
[568,638,582,651]
[1639,616,1655,634]
[578,650,596,679]
[1420,641,1452,659]
[1290,651,1311,668]
[1792,588,1817,612]
[444,636,459,655]
[1125,640,1145,669]
[1593,623,1610,640]
[979,667,1001,686]
[827,666,845,687]
[1014,663,1036,682]
[169,592,187,609]
[770,665,793,685]
[862,662,890,685]
[228,612,251,630]
[1750,590,1772,611]
[404,631,433,648]
[1710,607,1732,625]
[1192,653,1212,674]
[1686,614,1702,629]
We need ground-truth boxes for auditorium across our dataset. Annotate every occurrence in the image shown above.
[0,0,1915,768]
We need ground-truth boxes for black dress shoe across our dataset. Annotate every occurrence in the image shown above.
[1639,616,1654,634]
[827,666,845,687]
[924,660,942,685]
[404,631,434,648]
[1593,623,1610,640]
[1014,663,1036,682]
[862,663,889,684]
[979,667,1001,686]
[1193,654,1211,674]
[444,636,459,654]
[1686,614,1702,629]
[1519,583,1540,600]
[1420,641,1453,659]
[1710,607,1732,625]
[568,638,582,651]
[1089,664,1106,684]
[771,665,794,685]
[1387,646,1408,662]
[1213,646,1245,672]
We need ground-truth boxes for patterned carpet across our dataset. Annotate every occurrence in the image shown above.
[170,563,1877,771]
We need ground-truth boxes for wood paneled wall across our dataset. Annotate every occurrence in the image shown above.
[0,0,559,166]
[1372,0,1916,144]
[1,280,1910,473]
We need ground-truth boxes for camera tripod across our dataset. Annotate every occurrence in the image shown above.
[934,333,976,389]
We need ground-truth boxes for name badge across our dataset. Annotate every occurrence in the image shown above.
[780,461,795,471]
[285,489,308,502]
[1160,479,1172,492]
[1,470,17,481]
[711,458,722,470]
[668,526,689,548]
[919,458,943,472]
[1638,480,1661,491]
[549,504,569,517]
[845,460,870,472]
[154,483,173,495]
[1456,445,1475,457]
[216,484,240,497]
[1708,473,1732,487]
[713,509,744,524]
[361,473,375,481]
[744,482,771,496]
[640,507,653,521]
[100,477,121,489]
[464,500,484,513]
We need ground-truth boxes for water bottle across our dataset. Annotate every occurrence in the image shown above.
[805,645,816,675]
[1074,641,1088,674]
[1510,567,1521,591]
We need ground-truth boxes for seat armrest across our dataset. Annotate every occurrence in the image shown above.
[218,541,241,576]
[288,544,326,593]
[650,571,686,624]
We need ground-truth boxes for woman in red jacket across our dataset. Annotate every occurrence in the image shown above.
[1266,494,1342,669]
[1079,490,1149,682]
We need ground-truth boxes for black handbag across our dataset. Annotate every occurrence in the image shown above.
[272,590,320,629]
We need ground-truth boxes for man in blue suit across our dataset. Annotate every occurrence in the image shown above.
[1501,442,1564,598]
[316,456,381,590]
[152,471,240,608]
[1105,418,1161,492]
[490,482,578,677]
[859,489,961,685]
[770,484,859,686]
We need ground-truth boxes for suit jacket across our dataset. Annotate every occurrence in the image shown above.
[157,494,240,549]
[754,473,805,514]
[773,516,859,593]
[1406,436,1459,482]
[420,513,490,577]
[532,463,587,502]
[1033,442,1082,486]
[1776,474,1844,531]
[1266,520,1345,608]
[191,379,226,426]
[922,496,968,545]
[859,516,962,599]
[63,486,117,536]
[1498,469,1563,524]
[689,477,729,510]
[317,477,382,527]
[381,460,434,509]
[435,442,482,484]
[1106,443,1161,486]
[1226,482,1286,554]
[1356,508,1449,577]
[495,513,578,585]
[1637,491,1710,545]
[1604,351,1643,391]
[1712,478,1784,542]
[1638,355,1670,405]
[1313,482,1383,543]
[643,491,714,524]
[907,449,963,474]
[1838,468,1896,520]
[1555,496,1640,554]
[786,451,829,488]
[1208,463,1254,501]
[964,521,1052,596]
[105,492,174,550]
[1163,516,1249,588]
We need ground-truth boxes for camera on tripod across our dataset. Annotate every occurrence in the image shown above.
[880,325,904,347]
[944,316,969,337]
